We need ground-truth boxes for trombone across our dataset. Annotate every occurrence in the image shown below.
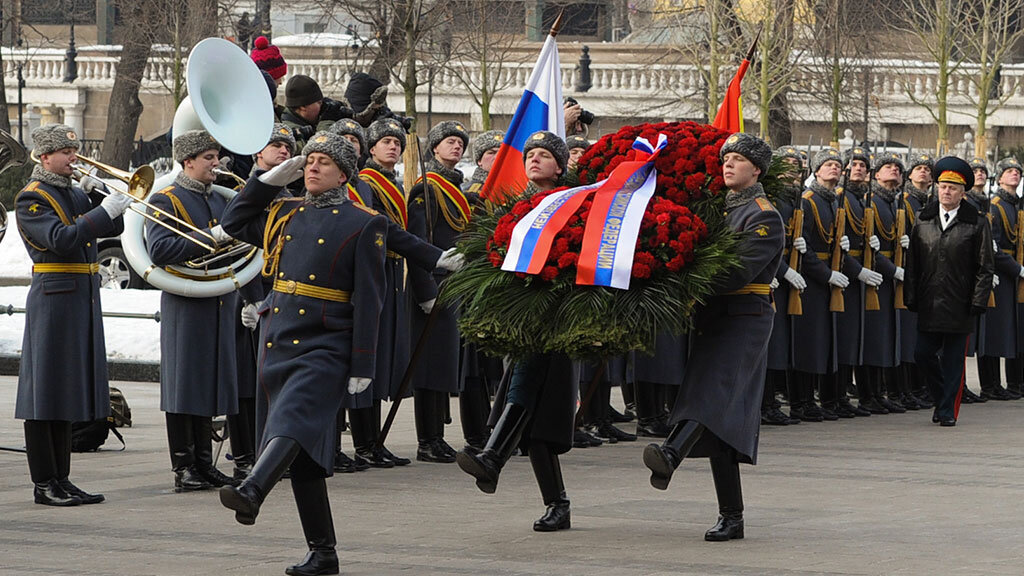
[31,150,218,253]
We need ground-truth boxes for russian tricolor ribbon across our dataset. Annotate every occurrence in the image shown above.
[501,135,667,290]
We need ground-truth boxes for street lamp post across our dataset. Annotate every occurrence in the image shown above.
[64,8,78,83]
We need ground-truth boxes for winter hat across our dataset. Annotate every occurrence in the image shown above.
[565,134,591,152]
[872,151,906,173]
[329,118,367,154]
[366,118,407,153]
[810,147,843,176]
[173,129,220,164]
[774,145,803,164]
[261,70,278,102]
[720,132,772,177]
[250,36,287,81]
[472,130,505,164]
[285,75,323,109]
[843,146,871,168]
[303,131,357,182]
[264,123,296,153]
[995,157,1022,180]
[345,72,384,114]
[522,131,569,175]
[969,157,989,178]
[31,123,80,156]
[427,121,470,155]
[907,152,935,173]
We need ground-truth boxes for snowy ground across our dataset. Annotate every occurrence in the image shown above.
[0,218,161,362]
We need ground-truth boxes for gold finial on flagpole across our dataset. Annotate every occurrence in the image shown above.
[550,9,566,37]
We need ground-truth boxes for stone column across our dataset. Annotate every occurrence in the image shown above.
[62,104,86,137]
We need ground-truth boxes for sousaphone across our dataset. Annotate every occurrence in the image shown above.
[0,129,29,246]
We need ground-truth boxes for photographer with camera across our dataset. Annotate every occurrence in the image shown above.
[564,97,594,137]
[281,74,354,150]
[345,72,414,130]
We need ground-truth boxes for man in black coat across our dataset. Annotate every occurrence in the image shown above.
[904,156,994,427]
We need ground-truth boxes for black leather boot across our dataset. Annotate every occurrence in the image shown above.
[220,436,300,525]
[193,417,240,487]
[705,456,744,541]
[166,413,212,492]
[350,407,393,469]
[415,389,454,463]
[529,441,571,532]
[228,397,257,479]
[285,477,339,576]
[47,420,103,503]
[636,381,673,436]
[456,403,530,494]
[460,380,492,451]
[372,401,410,466]
[34,479,82,506]
[642,420,705,490]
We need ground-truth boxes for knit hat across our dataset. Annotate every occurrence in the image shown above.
[810,147,843,175]
[872,151,905,173]
[173,129,220,164]
[302,131,357,182]
[31,123,80,156]
[995,157,1022,180]
[843,146,871,168]
[907,152,935,173]
[522,130,569,175]
[264,123,296,153]
[250,36,287,81]
[932,156,973,190]
[329,118,367,154]
[472,130,505,164]
[261,70,278,102]
[285,75,323,109]
[366,118,407,153]
[345,72,384,114]
[969,157,989,177]
[565,134,591,152]
[720,132,772,177]
[427,121,470,155]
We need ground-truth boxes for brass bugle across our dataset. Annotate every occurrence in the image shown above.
[213,168,246,189]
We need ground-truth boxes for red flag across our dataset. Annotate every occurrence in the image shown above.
[711,59,749,134]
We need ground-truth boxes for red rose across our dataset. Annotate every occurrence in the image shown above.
[539,266,559,282]
[631,263,651,279]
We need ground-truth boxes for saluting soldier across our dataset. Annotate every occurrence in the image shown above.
[789,149,850,422]
[147,130,240,492]
[642,133,784,541]
[980,158,1024,400]
[219,132,388,576]
[14,124,132,506]
[408,121,474,463]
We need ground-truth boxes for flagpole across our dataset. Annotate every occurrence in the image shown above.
[550,9,565,37]
[745,21,764,63]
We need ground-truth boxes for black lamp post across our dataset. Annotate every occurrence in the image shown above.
[64,9,78,83]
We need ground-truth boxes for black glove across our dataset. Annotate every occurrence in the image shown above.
[320,98,354,122]
[971,305,987,316]
[294,124,316,139]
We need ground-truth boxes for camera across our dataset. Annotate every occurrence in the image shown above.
[565,97,595,125]
[380,107,414,131]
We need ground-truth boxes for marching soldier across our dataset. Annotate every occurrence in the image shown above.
[642,133,783,541]
[14,124,132,506]
[408,121,474,463]
[790,148,850,422]
[147,130,240,492]
[980,158,1024,400]
[219,132,387,576]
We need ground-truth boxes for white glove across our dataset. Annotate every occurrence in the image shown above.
[993,275,1000,288]
[348,377,372,395]
[994,240,1000,253]
[419,298,435,314]
[1018,267,1024,280]
[210,224,233,245]
[79,174,106,194]
[839,235,850,252]
[436,247,465,272]
[258,154,306,186]
[784,267,807,290]
[792,237,807,254]
[868,235,880,252]
[770,278,780,290]
[241,302,259,330]
[100,189,133,218]
[900,235,910,249]
[829,271,850,288]
[893,267,905,282]
[858,268,883,287]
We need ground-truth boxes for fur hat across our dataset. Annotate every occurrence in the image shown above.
[250,36,287,81]
[264,123,296,153]
[302,131,357,182]
[969,157,989,177]
[810,147,843,175]
[843,146,871,168]
[872,151,905,173]
[427,121,470,155]
[522,131,569,175]
[173,129,220,164]
[31,124,80,156]
[329,118,367,155]
[932,156,974,190]
[285,75,323,109]
[907,152,935,174]
[774,145,802,164]
[366,118,407,153]
[720,133,772,177]
[565,134,591,152]
[995,157,1022,180]
[472,130,505,164]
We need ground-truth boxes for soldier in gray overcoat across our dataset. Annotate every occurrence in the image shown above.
[15,124,132,506]
[963,157,1002,401]
[147,130,241,492]
[643,133,783,542]
[898,163,935,407]
[219,132,387,576]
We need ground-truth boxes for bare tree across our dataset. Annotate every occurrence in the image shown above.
[739,0,802,144]
[99,0,156,169]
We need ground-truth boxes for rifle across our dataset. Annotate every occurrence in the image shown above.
[787,208,804,316]
[1017,209,1024,303]
[863,188,880,311]
[830,203,847,312]
[893,191,907,310]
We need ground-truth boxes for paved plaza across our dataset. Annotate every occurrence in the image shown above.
[1,367,1023,576]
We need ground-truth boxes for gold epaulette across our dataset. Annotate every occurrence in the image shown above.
[154,185,175,196]
[755,197,774,211]
[351,202,379,216]
[802,190,814,199]
[992,196,1002,204]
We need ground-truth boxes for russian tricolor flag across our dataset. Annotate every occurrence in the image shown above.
[481,35,565,203]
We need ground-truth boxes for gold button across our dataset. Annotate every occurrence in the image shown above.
[332,209,339,214]
[274,307,279,313]
[299,309,306,315]
[285,280,297,294]
[299,207,305,212]
[278,272,285,278]
[86,242,91,247]
[286,235,292,241]
[308,274,316,280]
[266,342,273,348]
[318,238,325,244]
[292,339,300,345]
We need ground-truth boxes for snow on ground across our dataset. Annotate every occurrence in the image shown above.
[0,212,33,280]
